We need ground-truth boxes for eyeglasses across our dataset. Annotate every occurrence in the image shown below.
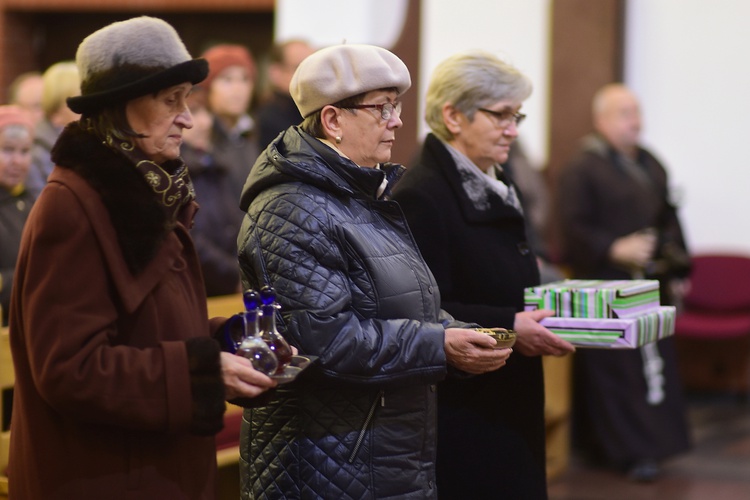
[340,101,403,121]
[476,108,526,128]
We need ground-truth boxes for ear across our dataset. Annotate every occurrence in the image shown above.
[442,103,464,135]
[320,105,343,140]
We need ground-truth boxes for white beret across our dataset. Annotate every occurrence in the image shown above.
[290,44,411,118]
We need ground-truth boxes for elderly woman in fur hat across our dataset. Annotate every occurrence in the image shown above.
[7,17,276,499]
[236,44,513,499]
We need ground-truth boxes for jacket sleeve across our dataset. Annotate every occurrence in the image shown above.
[238,190,447,386]
[18,182,223,434]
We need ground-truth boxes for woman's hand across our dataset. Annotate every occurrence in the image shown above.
[220,352,278,400]
[513,310,576,357]
[444,328,512,374]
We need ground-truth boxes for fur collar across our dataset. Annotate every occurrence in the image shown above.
[50,121,171,274]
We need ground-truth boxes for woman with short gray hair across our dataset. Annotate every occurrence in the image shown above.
[393,51,575,499]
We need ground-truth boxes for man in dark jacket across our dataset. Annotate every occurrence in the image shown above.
[553,83,691,482]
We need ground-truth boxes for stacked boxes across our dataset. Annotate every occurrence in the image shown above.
[525,280,676,349]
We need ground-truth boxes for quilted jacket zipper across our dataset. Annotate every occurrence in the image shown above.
[348,389,384,463]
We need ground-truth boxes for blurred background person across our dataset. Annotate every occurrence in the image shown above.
[553,82,691,482]
[237,44,512,499]
[392,51,575,500]
[7,17,275,499]
[8,71,44,127]
[182,84,244,296]
[201,43,260,197]
[7,71,44,127]
[27,60,81,199]
[254,38,315,148]
[0,105,34,326]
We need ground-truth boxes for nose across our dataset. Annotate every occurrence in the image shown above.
[177,105,194,129]
[503,120,519,137]
[387,113,403,129]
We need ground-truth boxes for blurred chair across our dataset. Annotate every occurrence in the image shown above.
[673,254,750,394]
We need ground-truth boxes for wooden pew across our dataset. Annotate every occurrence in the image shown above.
[0,321,11,497]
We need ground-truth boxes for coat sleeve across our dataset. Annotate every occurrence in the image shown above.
[238,190,447,386]
[17,182,222,434]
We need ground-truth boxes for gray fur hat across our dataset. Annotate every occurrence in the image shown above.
[67,16,208,114]
[290,44,411,118]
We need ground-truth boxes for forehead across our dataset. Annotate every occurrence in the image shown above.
[0,124,32,141]
[159,82,193,95]
[284,42,314,65]
[481,98,522,111]
[362,89,399,102]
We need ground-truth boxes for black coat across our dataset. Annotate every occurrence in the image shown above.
[0,186,34,325]
[237,127,462,499]
[182,144,244,296]
[392,133,548,500]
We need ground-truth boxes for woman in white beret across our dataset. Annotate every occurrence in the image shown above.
[236,44,513,499]
[7,16,276,499]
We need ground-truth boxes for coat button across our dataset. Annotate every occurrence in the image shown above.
[517,241,531,256]
[428,481,434,489]
[428,285,434,294]
[430,384,436,392]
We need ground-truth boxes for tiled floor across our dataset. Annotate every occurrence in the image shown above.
[548,393,750,500]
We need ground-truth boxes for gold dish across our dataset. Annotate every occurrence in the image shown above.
[473,328,517,349]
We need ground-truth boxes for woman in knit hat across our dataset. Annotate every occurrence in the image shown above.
[236,43,512,499]
[7,16,276,499]
[0,105,34,327]
[200,43,260,196]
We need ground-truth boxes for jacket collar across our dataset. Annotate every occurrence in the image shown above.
[421,133,522,223]
[240,126,405,210]
[50,121,175,275]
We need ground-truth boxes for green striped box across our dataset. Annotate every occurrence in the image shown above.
[539,306,676,349]
[524,279,661,319]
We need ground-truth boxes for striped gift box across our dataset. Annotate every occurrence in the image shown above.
[539,306,676,349]
[524,279,661,319]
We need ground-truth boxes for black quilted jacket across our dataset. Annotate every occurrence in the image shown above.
[237,127,457,499]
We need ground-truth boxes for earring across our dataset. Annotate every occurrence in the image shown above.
[335,136,342,144]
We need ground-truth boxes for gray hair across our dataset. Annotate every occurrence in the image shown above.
[425,51,532,141]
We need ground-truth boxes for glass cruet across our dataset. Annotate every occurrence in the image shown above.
[259,286,293,374]
[236,289,278,376]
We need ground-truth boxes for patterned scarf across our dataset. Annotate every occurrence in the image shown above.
[444,140,523,214]
[105,135,195,223]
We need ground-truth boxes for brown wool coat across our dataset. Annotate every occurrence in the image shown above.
[8,164,226,499]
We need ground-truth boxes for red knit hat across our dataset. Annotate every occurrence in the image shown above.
[0,105,34,135]
[201,44,256,89]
